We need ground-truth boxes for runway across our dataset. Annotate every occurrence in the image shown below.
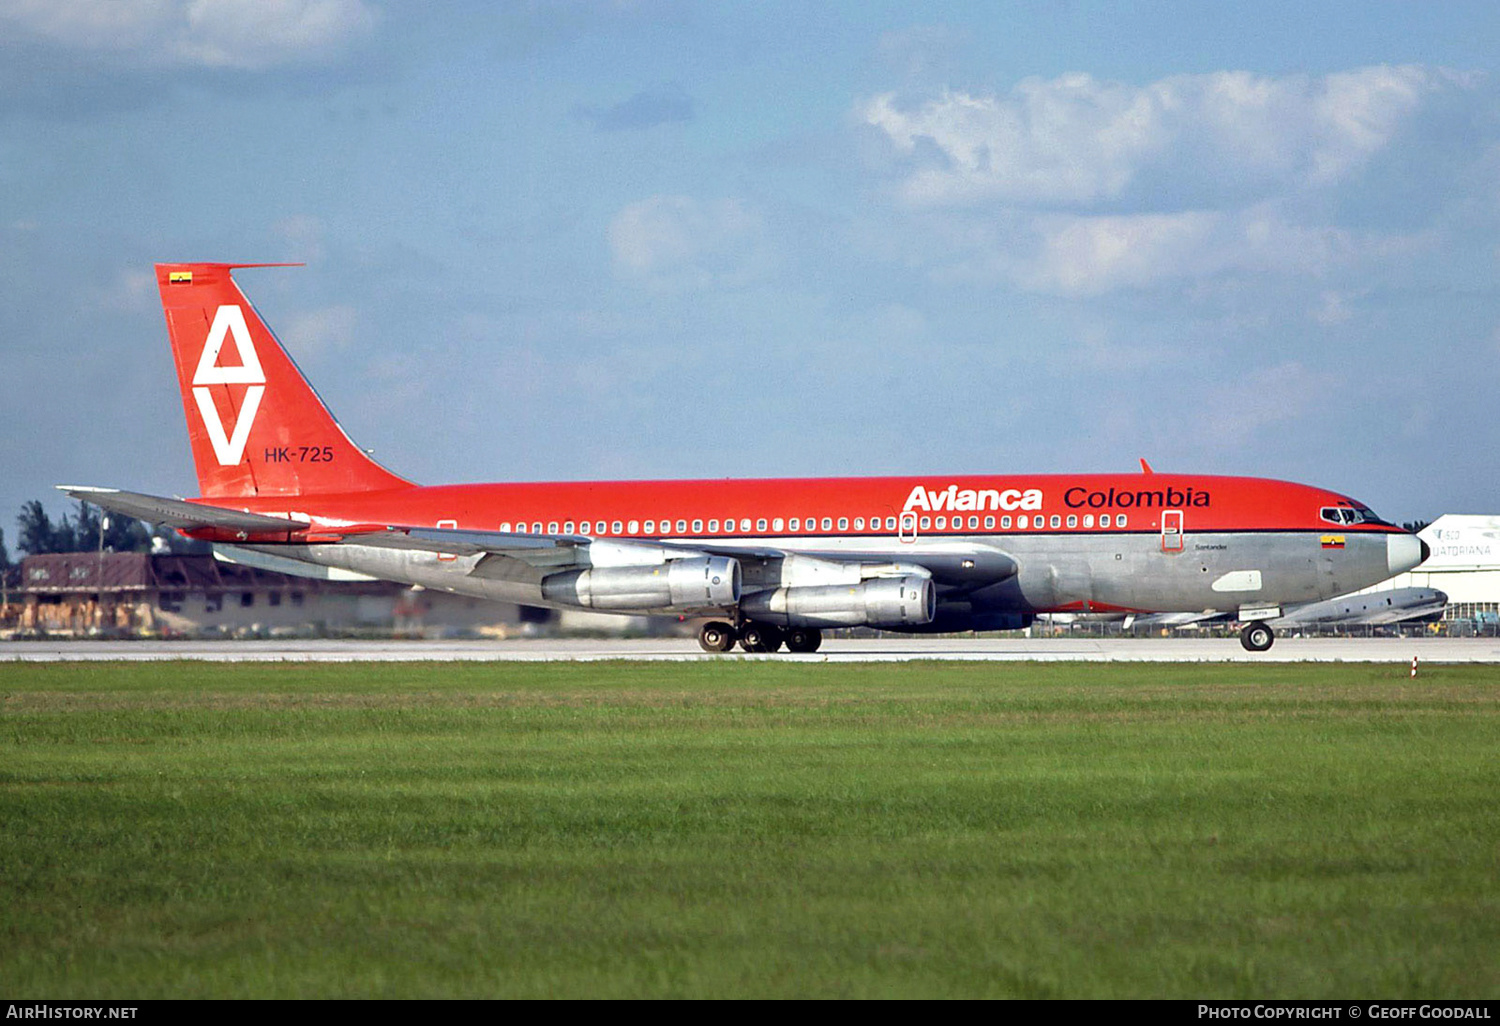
[2,636,1498,663]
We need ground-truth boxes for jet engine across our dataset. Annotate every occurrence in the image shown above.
[739,574,935,628]
[542,555,740,611]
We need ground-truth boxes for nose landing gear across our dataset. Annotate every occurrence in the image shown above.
[1240,621,1275,652]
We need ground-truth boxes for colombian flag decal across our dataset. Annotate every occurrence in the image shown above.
[1321,535,1346,549]
[169,271,193,284]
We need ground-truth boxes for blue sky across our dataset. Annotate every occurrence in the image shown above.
[3,0,1499,535]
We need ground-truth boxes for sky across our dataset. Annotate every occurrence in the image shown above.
[2,0,1499,537]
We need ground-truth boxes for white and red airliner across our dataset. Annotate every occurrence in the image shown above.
[63,263,1428,653]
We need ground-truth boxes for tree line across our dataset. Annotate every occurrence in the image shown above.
[1,500,208,573]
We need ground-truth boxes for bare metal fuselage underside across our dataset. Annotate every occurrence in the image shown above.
[234,528,1396,630]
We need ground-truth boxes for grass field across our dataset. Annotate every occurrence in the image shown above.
[2,659,1498,998]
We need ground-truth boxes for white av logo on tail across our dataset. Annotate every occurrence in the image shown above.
[192,305,266,466]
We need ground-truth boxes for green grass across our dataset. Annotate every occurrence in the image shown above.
[2,660,1498,998]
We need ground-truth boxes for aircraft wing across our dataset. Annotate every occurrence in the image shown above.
[58,485,308,534]
[331,526,1022,599]
[341,529,965,594]
[338,527,591,579]
[1273,588,1449,627]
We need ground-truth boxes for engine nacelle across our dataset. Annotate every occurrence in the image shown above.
[739,574,935,628]
[541,555,740,611]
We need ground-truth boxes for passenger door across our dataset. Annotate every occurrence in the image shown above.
[1160,509,1184,552]
[899,511,918,544]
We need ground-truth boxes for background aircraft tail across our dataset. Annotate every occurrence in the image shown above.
[156,263,412,499]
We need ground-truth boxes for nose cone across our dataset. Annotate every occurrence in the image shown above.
[1387,533,1426,575]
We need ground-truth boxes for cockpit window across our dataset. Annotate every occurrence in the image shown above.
[1320,506,1385,526]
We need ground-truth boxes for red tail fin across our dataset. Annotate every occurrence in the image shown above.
[156,263,412,499]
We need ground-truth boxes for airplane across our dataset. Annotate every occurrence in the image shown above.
[1271,587,1449,628]
[1049,586,1448,631]
[61,263,1430,654]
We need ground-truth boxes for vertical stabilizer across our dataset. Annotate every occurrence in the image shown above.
[156,263,412,499]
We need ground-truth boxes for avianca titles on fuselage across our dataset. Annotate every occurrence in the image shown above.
[61,263,1429,654]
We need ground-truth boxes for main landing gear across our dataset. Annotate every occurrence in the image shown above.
[697,621,737,652]
[696,621,823,654]
[738,623,783,653]
[784,629,823,653]
[1239,621,1276,652]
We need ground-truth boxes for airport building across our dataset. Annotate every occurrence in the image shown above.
[2,552,547,638]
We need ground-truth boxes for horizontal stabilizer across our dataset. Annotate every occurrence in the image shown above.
[57,485,305,534]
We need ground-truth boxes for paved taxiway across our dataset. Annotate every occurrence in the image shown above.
[2,637,1497,662]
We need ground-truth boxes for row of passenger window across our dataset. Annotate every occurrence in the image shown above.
[494,512,1129,536]
[914,513,1128,531]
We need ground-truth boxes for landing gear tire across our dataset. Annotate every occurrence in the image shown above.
[739,624,784,653]
[1240,621,1275,652]
[698,621,737,653]
[785,628,823,653]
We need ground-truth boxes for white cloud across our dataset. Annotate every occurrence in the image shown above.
[0,0,378,69]
[862,66,1468,207]
[1021,210,1223,294]
[864,77,1162,206]
[929,202,1434,296]
[608,195,772,290]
